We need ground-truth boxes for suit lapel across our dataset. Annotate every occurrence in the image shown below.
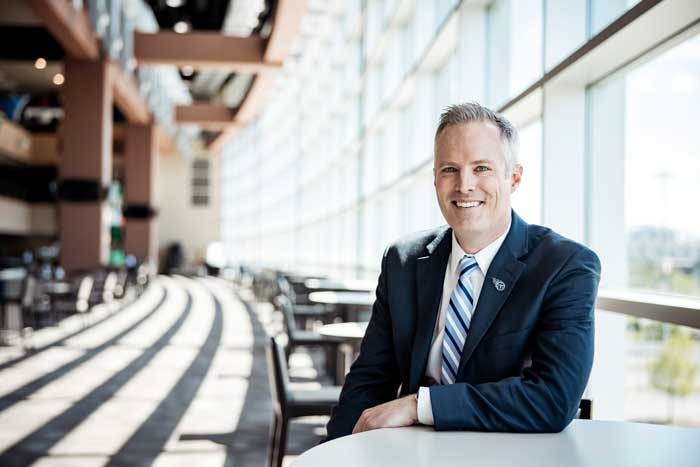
[457,211,529,375]
[409,226,451,392]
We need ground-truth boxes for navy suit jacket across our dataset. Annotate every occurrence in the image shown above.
[326,211,601,439]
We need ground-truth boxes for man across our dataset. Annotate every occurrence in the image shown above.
[326,102,601,439]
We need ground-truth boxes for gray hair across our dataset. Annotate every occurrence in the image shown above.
[435,102,520,173]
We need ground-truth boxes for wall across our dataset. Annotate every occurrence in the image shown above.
[0,196,56,235]
[156,151,220,269]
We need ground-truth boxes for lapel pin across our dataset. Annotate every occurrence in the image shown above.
[492,277,506,292]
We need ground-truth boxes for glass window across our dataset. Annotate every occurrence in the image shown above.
[544,0,587,69]
[623,318,700,426]
[486,0,543,108]
[590,0,642,37]
[191,159,209,206]
[512,119,542,224]
[589,33,700,297]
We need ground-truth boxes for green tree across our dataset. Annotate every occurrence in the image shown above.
[649,328,699,423]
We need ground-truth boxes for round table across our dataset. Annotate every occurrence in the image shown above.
[308,291,375,322]
[304,278,376,292]
[307,291,375,306]
[318,322,368,342]
[42,281,72,295]
[293,420,700,467]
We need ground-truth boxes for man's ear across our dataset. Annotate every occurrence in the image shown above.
[510,164,523,193]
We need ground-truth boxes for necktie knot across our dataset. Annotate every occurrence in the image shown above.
[458,255,478,278]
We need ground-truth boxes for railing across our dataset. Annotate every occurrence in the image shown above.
[596,289,700,330]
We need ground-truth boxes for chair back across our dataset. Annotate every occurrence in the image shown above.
[275,275,296,301]
[114,270,128,298]
[76,275,94,313]
[102,271,118,302]
[578,398,592,419]
[266,336,291,415]
[274,294,298,335]
[21,274,36,309]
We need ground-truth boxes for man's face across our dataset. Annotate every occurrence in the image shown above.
[434,121,522,250]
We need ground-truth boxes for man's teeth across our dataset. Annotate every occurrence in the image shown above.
[455,201,482,208]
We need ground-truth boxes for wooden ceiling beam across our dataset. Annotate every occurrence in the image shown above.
[264,0,308,63]
[134,31,282,71]
[111,63,151,125]
[175,103,241,129]
[27,0,99,60]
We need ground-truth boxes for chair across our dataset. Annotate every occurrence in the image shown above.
[266,336,342,467]
[276,276,338,329]
[578,398,592,420]
[18,274,37,346]
[113,269,128,299]
[0,269,35,348]
[101,271,118,304]
[274,294,343,382]
[49,273,94,325]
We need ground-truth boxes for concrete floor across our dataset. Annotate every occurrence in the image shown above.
[0,276,327,466]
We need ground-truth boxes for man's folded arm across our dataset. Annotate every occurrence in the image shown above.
[430,247,601,432]
[326,247,401,440]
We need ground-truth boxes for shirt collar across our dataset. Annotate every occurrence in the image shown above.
[450,219,512,276]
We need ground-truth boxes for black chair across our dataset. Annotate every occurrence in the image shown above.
[49,273,94,325]
[266,336,342,467]
[0,269,35,348]
[101,271,118,304]
[113,269,128,299]
[274,294,343,382]
[578,398,592,420]
[276,276,338,329]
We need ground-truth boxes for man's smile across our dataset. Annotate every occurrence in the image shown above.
[452,200,485,208]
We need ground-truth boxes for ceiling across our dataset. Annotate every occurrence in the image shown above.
[0,0,274,143]
[144,0,232,30]
[0,2,64,132]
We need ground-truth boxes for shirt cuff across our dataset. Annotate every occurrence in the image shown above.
[417,386,435,425]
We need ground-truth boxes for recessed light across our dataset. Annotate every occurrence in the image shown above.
[166,0,185,7]
[35,58,47,70]
[173,21,190,34]
[181,65,194,77]
[53,73,65,85]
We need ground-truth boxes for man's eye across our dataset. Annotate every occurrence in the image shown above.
[475,166,491,173]
[442,167,457,173]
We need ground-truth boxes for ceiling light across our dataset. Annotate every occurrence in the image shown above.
[35,58,47,70]
[181,65,194,77]
[166,0,185,7]
[173,21,190,34]
[53,73,64,85]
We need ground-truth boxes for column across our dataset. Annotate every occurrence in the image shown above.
[123,124,158,262]
[59,60,112,272]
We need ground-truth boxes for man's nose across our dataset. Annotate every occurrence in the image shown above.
[456,170,475,192]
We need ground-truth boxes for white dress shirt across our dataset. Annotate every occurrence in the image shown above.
[417,222,511,425]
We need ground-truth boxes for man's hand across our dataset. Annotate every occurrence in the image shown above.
[352,394,418,434]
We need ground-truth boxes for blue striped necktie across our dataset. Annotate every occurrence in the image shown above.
[441,255,478,385]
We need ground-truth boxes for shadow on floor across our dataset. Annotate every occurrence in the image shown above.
[176,287,327,467]
[0,290,191,466]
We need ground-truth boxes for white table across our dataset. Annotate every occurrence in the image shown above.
[308,291,375,322]
[318,322,368,343]
[308,291,375,306]
[304,278,376,292]
[292,420,700,467]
